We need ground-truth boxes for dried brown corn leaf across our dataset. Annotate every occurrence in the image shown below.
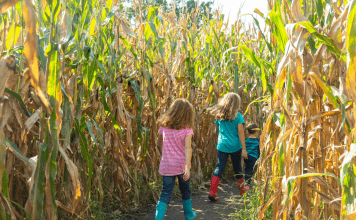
[121,18,135,37]
[0,0,20,14]
[58,146,82,213]
[23,0,51,111]
[0,55,16,98]
[309,186,341,211]
[291,0,308,22]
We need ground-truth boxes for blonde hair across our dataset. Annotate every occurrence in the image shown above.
[158,98,195,129]
[208,92,241,121]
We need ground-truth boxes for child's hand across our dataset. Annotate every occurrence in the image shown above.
[183,169,190,181]
[242,149,248,159]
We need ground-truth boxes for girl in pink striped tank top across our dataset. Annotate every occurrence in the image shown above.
[155,98,196,220]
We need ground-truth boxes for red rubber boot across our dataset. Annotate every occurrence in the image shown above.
[236,178,245,195]
[208,176,220,202]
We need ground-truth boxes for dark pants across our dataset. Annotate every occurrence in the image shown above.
[213,150,243,180]
[244,156,258,185]
[158,174,191,205]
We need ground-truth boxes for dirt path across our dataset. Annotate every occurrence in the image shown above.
[139,180,244,220]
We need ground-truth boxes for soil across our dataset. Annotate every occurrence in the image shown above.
[135,179,244,220]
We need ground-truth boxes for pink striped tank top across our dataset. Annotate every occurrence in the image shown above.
[158,127,194,176]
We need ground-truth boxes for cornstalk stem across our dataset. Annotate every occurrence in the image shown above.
[1,19,6,58]
[304,0,308,15]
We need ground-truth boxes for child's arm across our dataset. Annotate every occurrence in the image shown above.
[183,135,193,181]
[238,124,248,159]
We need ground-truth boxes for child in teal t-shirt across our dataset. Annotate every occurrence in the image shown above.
[207,93,248,202]
[244,123,260,192]
[215,112,245,153]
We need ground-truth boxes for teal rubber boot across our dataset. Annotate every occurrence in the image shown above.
[182,199,196,220]
[155,201,167,220]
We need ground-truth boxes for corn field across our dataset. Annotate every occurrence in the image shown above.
[0,0,355,219]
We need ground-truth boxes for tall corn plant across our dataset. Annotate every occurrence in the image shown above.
[0,0,258,218]
[2,0,355,218]
[254,0,356,219]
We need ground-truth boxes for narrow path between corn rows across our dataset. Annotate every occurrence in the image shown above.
[139,180,245,220]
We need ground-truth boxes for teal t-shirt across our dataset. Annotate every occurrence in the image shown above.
[215,113,245,153]
[245,138,260,159]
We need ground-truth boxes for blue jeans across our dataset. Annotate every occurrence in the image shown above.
[213,150,243,179]
[244,156,257,185]
[158,174,191,205]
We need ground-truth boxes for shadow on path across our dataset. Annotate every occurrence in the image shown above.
[139,180,244,220]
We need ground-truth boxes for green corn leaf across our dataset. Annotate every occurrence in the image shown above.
[309,72,339,109]
[31,143,49,219]
[147,6,158,22]
[278,143,285,176]
[88,58,98,91]
[142,68,156,111]
[1,170,10,220]
[60,82,72,151]
[241,45,260,66]
[286,178,296,206]
[244,96,270,116]
[11,201,29,219]
[37,37,47,70]
[130,80,144,143]
[341,144,356,217]
[241,46,271,94]
[144,23,153,41]
[119,36,138,60]
[298,21,346,62]
[346,0,356,104]
[260,61,268,94]
[141,126,149,163]
[307,35,317,53]
[5,138,30,166]
[44,5,51,23]
[46,0,61,23]
[45,41,59,57]
[96,76,110,115]
[0,132,6,202]
[234,66,239,93]
[250,14,273,53]
[46,97,59,219]
[6,24,21,50]
[285,172,341,206]
[78,2,89,37]
[47,50,61,101]
[145,22,159,42]
[155,15,162,26]
[86,121,98,146]
[106,0,113,11]
[4,88,31,117]
[89,16,96,36]
[273,0,282,13]
[74,118,93,198]
[341,102,346,126]
[96,76,122,136]
[316,0,324,19]
[101,5,120,26]
[269,10,288,53]
[85,120,99,161]
[92,118,105,156]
